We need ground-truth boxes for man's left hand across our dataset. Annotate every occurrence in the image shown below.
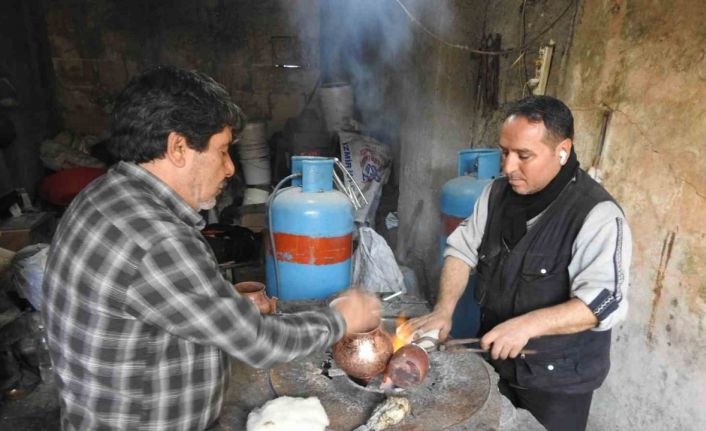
[480,316,532,360]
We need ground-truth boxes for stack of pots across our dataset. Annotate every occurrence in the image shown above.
[238,121,271,186]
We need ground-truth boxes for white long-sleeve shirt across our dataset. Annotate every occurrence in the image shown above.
[444,180,631,331]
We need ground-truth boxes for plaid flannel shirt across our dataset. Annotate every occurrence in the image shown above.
[42,162,345,430]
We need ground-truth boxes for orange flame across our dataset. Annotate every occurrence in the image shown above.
[392,315,413,352]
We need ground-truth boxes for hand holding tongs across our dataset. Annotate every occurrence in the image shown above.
[414,336,537,355]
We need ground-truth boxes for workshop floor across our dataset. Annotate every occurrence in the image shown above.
[0,379,60,430]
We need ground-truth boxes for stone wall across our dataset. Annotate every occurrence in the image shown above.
[45,0,320,136]
[559,0,706,428]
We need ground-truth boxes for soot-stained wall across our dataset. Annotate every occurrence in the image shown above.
[45,0,319,136]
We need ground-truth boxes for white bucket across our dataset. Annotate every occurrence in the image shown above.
[243,187,270,205]
[238,121,270,161]
[241,156,271,186]
[240,121,267,146]
[319,82,353,133]
[239,145,270,160]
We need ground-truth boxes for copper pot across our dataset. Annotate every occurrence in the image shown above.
[332,324,393,382]
[383,343,430,389]
[234,281,278,314]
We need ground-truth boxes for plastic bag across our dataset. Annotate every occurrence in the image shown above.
[352,227,405,293]
[10,244,49,309]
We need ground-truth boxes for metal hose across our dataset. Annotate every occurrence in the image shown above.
[267,173,301,297]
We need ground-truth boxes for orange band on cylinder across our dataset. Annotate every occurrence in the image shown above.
[272,232,352,265]
[442,215,465,236]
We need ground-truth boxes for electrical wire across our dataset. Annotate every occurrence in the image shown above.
[393,0,578,56]
[520,0,530,92]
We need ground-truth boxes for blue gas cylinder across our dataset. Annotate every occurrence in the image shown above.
[440,149,501,338]
[266,157,355,300]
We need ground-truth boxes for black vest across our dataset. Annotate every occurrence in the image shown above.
[475,169,618,394]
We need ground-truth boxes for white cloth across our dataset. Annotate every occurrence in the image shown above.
[247,396,329,431]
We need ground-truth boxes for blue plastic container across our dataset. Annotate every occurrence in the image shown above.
[266,158,355,300]
[440,149,501,338]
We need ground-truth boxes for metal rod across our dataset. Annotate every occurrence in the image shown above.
[444,337,481,346]
[332,173,358,209]
[446,347,538,355]
[414,336,537,355]
[382,291,403,302]
[333,157,368,209]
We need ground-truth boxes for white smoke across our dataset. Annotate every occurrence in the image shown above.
[285,0,457,137]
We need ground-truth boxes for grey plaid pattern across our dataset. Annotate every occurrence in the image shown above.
[42,162,345,430]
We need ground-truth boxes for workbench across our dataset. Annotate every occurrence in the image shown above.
[219,295,544,430]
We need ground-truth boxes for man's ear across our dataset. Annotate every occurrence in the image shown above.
[556,138,572,158]
[165,132,189,168]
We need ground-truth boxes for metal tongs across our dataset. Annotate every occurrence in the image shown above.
[414,336,537,355]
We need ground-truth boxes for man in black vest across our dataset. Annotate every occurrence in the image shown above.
[407,96,631,430]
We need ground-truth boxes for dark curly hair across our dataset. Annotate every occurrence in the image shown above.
[109,65,246,163]
[505,95,574,146]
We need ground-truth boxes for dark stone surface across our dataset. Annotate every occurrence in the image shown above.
[0,379,60,431]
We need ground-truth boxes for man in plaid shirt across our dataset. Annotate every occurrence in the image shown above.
[42,66,380,430]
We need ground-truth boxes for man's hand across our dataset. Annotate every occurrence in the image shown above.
[331,288,381,334]
[479,298,600,360]
[401,309,454,341]
[480,316,532,360]
[399,256,473,342]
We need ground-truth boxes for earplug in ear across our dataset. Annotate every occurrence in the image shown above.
[560,150,568,165]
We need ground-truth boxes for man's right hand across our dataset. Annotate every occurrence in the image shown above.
[400,308,454,341]
[399,256,471,341]
[331,288,381,335]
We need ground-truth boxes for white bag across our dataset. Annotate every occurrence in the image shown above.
[338,131,391,225]
[352,227,405,293]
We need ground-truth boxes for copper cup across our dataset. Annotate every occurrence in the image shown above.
[383,343,430,389]
[234,281,278,314]
[332,324,394,382]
